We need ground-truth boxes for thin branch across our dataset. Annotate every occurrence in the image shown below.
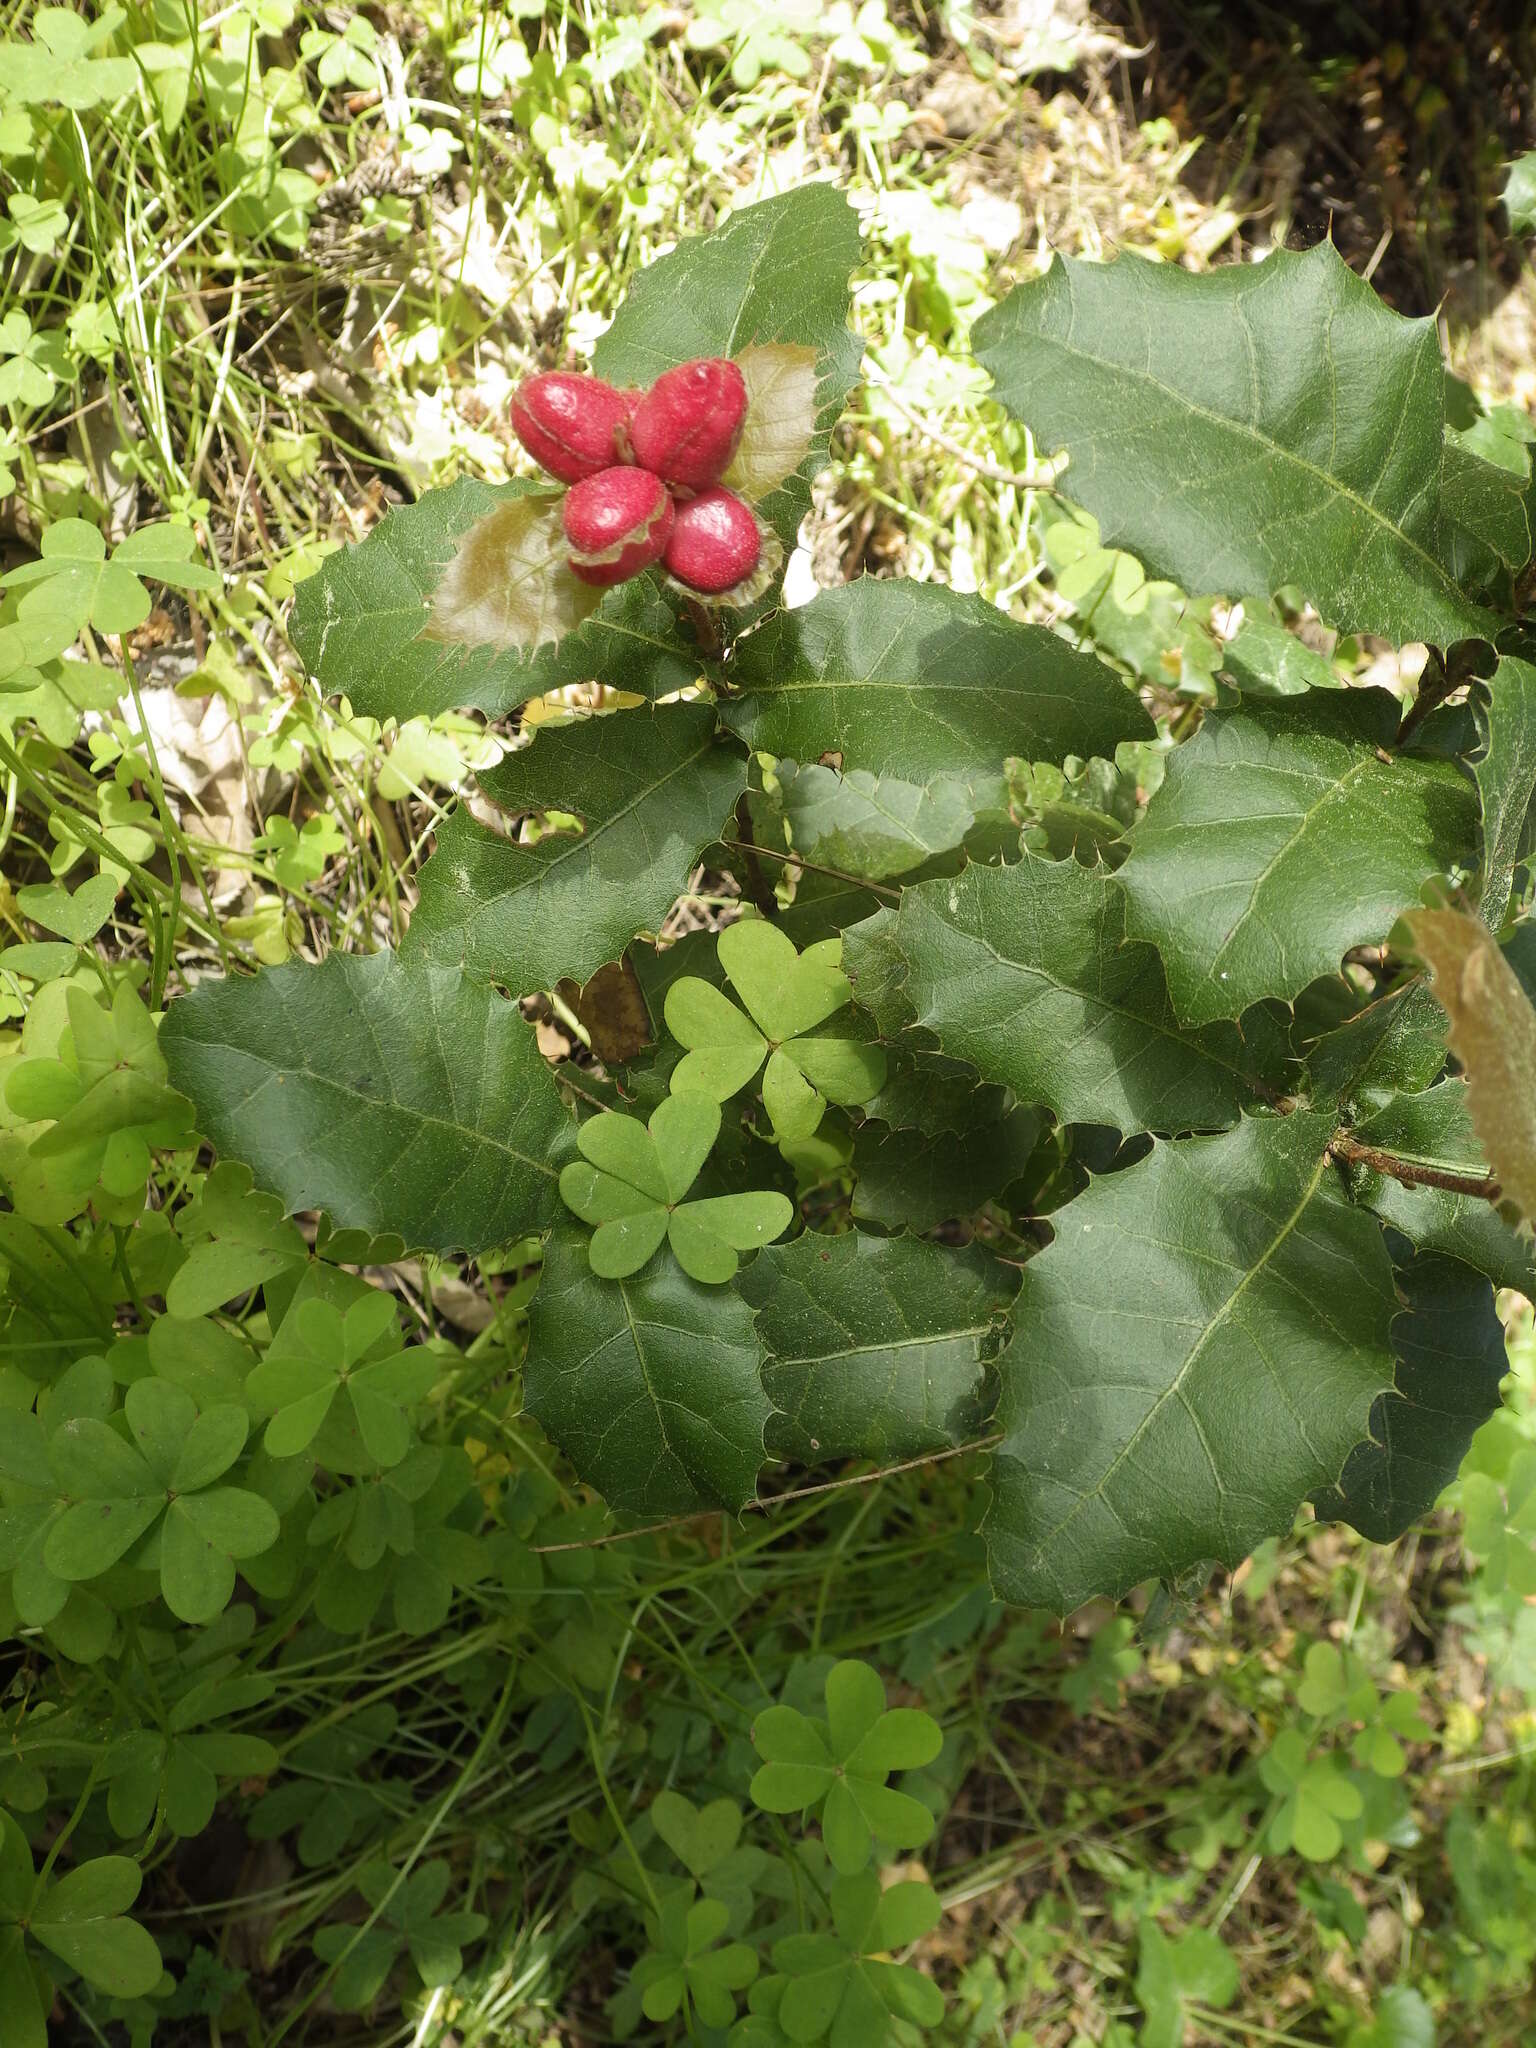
[1330,1131,1501,1201]
[719,837,901,902]
[868,378,1061,494]
[529,1435,1001,1554]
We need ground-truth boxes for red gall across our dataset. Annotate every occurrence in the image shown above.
[511,371,635,484]
[563,465,675,587]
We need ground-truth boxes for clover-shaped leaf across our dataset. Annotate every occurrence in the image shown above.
[0,1813,163,2048]
[664,923,886,1145]
[559,1090,792,1283]
[651,1792,744,1880]
[764,1871,944,2042]
[2,519,220,640]
[8,7,140,110]
[1135,1924,1239,2048]
[1258,1730,1365,1862]
[246,1293,435,1469]
[631,1888,759,2031]
[42,1378,279,1623]
[312,1858,487,2010]
[749,1659,941,1874]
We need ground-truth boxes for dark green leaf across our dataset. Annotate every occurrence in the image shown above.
[720,580,1153,789]
[974,242,1498,647]
[405,705,747,994]
[983,1113,1399,1608]
[525,1227,770,1513]
[1318,1249,1506,1542]
[1118,691,1476,1024]
[161,951,568,1254]
[851,1101,1042,1231]
[857,855,1276,1132]
[738,1232,1018,1462]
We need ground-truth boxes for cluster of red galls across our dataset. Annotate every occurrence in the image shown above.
[510,357,764,598]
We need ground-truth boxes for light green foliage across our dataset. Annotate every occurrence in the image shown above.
[0,1815,161,2048]
[666,921,886,1144]
[311,1859,487,2009]
[44,1377,279,1623]
[559,1091,792,1283]
[750,1659,941,1874]
[1135,1924,1238,2048]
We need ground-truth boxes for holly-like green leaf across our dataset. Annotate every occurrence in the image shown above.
[404,705,748,995]
[1407,907,1536,1226]
[525,1226,771,1513]
[764,756,978,882]
[1317,1248,1507,1542]
[720,579,1153,793]
[983,1113,1399,1609]
[161,951,569,1254]
[289,478,702,721]
[1472,657,1536,925]
[852,1098,1042,1231]
[1302,979,1450,1112]
[738,1232,1018,1463]
[1117,691,1476,1025]
[974,241,1498,647]
[593,184,863,546]
[853,856,1279,1132]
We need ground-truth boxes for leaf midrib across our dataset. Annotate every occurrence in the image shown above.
[1029,1147,1331,1557]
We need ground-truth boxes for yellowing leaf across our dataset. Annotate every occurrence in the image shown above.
[425,494,600,657]
[1407,908,1536,1227]
[725,342,821,501]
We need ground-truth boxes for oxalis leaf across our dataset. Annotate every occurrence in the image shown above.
[289,478,702,722]
[559,1090,792,1283]
[973,240,1501,647]
[160,950,570,1255]
[404,704,749,996]
[592,183,864,547]
[738,1232,1019,1464]
[664,921,886,1144]
[721,578,1153,791]
[847,854,1282,1135]
[982,1111,1399,1609]
[1116,690,1476,1025]
[525,1225,771,1514]
[1406,906,1536,1227]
